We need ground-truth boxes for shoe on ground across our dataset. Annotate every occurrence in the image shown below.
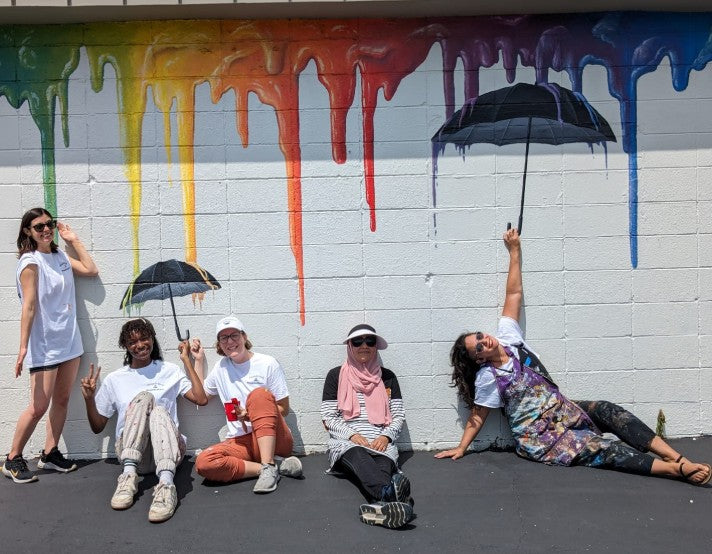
[359,501,413,529]
[278,456,303,478]
[2,454,38,484]
[253,463,280,493]
[390,473,412,505]
[38,447,77,473]
[110,472,139,510]
[148,483,178,523]
[380,473,411,503]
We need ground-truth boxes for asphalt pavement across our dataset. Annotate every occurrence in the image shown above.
[2,437,711,553]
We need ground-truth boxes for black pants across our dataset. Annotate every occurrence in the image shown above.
[336,446,397,502]
[572,400,656,475]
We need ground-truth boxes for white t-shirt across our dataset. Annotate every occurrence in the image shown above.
[204,352,289,438]
[473,317,539,408]
[95,360,192,440]
[16,249,83,367]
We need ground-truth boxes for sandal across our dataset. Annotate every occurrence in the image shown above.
[679,461,712,486]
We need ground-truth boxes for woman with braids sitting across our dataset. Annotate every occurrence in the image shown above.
[81,318,207,523]
[436,228,711,486]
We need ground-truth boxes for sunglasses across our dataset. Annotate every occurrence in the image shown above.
[350,335,377,347]
[30,220,56,232]
[473,331,485,353]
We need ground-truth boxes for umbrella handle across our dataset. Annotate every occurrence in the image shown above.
[167,283,190,342]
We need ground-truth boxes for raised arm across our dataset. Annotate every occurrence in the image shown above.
[80,363,110,434]
[501,228,522,322]
[179,340,209,406]
[58,222,99,277]
[434,404,491,460]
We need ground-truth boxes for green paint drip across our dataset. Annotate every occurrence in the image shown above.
[0,25,81,216]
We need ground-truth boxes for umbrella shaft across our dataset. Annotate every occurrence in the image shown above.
[518,117,532,234]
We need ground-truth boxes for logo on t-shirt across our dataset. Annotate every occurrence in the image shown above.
[59,260,71,272]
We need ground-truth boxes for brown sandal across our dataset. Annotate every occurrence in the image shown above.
[679,461,712,486]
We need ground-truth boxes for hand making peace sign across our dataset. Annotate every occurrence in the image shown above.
[80,363,101,400]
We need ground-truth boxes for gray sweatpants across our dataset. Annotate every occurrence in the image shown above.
[115,391,186,475]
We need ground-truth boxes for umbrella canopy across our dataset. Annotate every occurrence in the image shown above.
[433,82,617,147]
[432,82,617,233]
[120,259,221,341]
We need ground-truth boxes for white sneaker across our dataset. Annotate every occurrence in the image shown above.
[278,456,303,478]
[253,463,280,494]
[148,483,177,523]
[110,472,139,510]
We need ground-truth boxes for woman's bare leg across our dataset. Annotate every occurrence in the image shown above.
[44,357,80,452]
[8,370,56,458]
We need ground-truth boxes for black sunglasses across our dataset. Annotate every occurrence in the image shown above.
[30,220,56,232]
[350,335,377,347]
[473,331,485,353]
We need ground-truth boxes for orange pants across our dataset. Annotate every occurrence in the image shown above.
[196,388,294,482]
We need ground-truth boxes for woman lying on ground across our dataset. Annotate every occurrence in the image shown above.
[81,318,208,523]
[3,208,98,484]
[321,324,414,529]
[194,316,303,492]
[436,228,711,486]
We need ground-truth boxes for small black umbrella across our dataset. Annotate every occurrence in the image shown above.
[120,259,221,341]
[432,82,617,233]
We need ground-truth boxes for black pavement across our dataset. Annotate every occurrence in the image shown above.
[2,437,711,553]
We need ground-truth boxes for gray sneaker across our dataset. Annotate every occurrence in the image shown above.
[278,456,303,478]
[148,483,178,523]
[253,463,280,493]
[110,472,139,510]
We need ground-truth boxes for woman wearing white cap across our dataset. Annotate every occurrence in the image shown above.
[321,324,414,529]
[193,316,302,493]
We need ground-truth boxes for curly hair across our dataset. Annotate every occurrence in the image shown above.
[450,332,481,409]
[17,207,59,256]
[215,331,253,356]
[118,318,163,366]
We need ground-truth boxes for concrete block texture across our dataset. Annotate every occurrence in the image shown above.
[2,13,712,460]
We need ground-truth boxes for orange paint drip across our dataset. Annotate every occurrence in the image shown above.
[84,19,446,323]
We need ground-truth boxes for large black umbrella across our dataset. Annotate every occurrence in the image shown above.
[432,82,617,233]
[120,259,221,341]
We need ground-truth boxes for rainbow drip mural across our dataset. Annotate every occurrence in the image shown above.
[2,13,712,322]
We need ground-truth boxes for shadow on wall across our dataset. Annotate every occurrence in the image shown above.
[61,273,106,458]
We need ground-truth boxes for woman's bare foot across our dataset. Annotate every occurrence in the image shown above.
[678,460,712,485]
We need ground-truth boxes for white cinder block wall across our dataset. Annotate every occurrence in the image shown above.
[1,19,711,459]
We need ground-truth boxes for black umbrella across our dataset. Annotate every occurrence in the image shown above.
[432,82,617,233]
[120,259,221,341]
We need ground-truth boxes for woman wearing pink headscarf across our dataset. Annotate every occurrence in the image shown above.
[321,324,414,529]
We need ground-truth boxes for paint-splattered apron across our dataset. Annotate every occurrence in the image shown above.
[491,346,600,465]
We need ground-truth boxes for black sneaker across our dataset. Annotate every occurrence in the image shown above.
[359,501,414,529]
[380,473,412,504]
[390,473,412,505]
[2,454,38,483]
[38,447,77,473]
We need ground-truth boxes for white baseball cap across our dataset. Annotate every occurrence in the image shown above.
[216,315,246,337]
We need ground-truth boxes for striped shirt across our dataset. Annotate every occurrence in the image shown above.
[321,366,405,468]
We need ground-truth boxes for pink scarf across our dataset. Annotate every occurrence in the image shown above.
[337,343,392,426]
